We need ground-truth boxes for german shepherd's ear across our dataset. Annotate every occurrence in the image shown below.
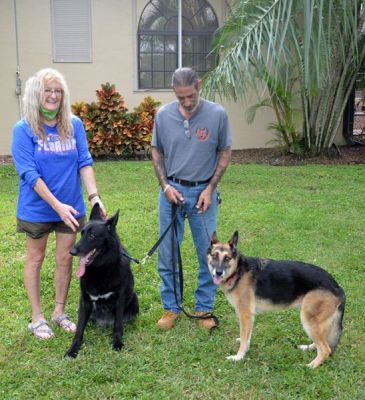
[106,209,119,231]
[210,231,219,245]
[90,203,103,220]
[228,231,239,251]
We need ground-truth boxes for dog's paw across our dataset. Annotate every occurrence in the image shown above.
[226,354,244,361]
[307,356,323,369]
[65,350,78,359]
[307,360,318,369]
[298,343,316,352]
[113,340,123,352]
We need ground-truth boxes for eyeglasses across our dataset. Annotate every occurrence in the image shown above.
[43,88,63,96]
[183,120,191,139]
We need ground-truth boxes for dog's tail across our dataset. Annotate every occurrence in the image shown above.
[328,288,346,353]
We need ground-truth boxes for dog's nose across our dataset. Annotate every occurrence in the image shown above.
[216,270,223,276]
[70,246,78,256]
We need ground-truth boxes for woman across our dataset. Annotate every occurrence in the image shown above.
[12,68,106,339]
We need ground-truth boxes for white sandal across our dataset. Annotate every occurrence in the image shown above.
[52,314,76,333]
[28,320,54,340]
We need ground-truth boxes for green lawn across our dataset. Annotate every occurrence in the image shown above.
[0,161,364,399]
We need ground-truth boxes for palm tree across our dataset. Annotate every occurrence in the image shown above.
[203,0,365,155]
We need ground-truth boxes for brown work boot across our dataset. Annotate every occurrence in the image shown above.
[195,311,218,330]
[157,311,180,330]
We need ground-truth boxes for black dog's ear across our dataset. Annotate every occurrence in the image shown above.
[106,209,119,231]
[228,231,239,249]
[90,203,103,220]
[210,231,219,244]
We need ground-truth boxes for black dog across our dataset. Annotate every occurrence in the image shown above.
[65,203,139,358]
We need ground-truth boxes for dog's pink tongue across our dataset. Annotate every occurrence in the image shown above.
[213,275,222,285]
[76,256,87,278]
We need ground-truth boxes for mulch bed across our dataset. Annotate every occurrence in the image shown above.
[2,145,364,166]
[231,145,365,165]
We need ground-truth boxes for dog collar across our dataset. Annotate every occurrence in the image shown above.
[224,271,238,289]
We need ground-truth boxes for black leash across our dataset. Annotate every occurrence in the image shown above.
[123,202,219,327]
[122,191,220,265]
[120,211,179,266]
[170,203,219,328]
[120,250,140,265]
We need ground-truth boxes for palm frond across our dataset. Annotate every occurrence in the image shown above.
[245,98,272,124]
[203,0,293,101]
[203,0,365,154]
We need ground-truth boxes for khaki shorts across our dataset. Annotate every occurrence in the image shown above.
[17,217,86,239]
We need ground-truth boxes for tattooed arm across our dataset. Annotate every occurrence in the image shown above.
[151,147,184,204]
[196,147,231,212]
[208,147,231,189]
[151,146,168,189]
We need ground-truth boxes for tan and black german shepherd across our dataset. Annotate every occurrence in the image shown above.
[207,231,345,368]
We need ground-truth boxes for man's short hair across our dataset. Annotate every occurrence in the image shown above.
[172,68,200,89]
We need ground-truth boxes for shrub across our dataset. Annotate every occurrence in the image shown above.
[72,83,161,158]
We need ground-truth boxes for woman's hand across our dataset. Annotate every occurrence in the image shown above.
[54,203,80,232]
[90,196,107,219]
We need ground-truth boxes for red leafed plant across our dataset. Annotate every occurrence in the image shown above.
[72,83,160,158]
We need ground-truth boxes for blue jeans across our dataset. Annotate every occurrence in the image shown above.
[157,182,218,313]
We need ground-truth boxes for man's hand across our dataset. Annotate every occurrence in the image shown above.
[152,147,185,205]
[164,185,184,205]
[195,185,213,213]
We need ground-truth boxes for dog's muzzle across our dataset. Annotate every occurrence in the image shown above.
[70,245,79,256]
[212,268,224,285]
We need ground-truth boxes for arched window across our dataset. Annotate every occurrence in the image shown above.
[138,0,218,89]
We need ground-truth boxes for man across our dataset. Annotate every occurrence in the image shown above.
[151,67,232,330]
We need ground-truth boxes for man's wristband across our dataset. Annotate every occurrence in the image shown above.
[88,192,100,201]
[163,184,171,193]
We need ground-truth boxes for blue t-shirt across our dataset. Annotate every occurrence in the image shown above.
[11,116,93,222]
[152,99,232,181]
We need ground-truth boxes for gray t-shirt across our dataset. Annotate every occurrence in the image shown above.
[152,99,232,181]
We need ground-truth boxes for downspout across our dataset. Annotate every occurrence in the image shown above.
[178,0,182,68]
[14,0,22,117]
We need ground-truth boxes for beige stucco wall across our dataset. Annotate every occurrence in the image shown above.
[0,1,19,156]
[0,0,286,156]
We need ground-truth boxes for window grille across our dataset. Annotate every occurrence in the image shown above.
[138,0,218,89]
